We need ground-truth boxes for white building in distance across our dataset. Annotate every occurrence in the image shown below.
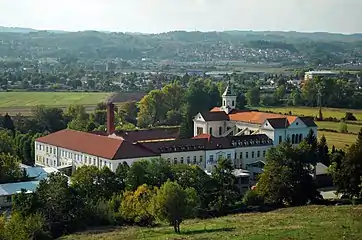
[193,84,318,145]
[304,70,339,81]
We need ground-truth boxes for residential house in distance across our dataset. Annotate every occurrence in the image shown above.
[193,84,318,145]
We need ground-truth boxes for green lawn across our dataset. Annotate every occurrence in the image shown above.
[317,121,362,134]
[0,92,112,115]
[318,131,357,150]
[62,205,362,240]
[257,106,362,120]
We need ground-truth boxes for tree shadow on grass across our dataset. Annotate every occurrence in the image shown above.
[180,227,235,235]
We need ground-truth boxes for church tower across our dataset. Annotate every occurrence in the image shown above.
[221,82,237,114]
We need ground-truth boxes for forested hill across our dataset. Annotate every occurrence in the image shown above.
[0,28,361,64]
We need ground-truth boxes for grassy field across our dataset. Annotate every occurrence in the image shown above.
[318,131,357,150]
[62,205,362,240]
[257,106,362,120]
[0,92,112,116]
[317,121,362,134]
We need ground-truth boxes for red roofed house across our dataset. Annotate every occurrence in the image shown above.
[193,84,318,145]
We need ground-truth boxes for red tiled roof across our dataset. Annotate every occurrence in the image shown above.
[210,107,222,112]
[36,129,158,160]
[228,111,297,125]
[192,134,212,141]
[92,127,180,143]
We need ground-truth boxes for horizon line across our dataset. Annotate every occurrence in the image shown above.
[1,25,361,36]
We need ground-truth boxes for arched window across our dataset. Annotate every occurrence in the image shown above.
[223,100,226,106]
[232,100,235,106]
[219,126,222,135]
[292,134,295,144]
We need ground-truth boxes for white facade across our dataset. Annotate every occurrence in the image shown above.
[35,138,273,175]
[35,141,128,171]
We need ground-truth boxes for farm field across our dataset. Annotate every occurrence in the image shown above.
[257,106,362,120]
[317,121,362,134]
[318,131,357,150]
[62,205,362,240]
[0,92,146,116]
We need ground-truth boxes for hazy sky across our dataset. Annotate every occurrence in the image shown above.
[0,0,361,33]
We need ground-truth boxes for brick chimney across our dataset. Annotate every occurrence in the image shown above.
[107,103,115,135]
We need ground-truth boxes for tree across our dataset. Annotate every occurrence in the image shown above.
[115,162,130,191]
[66,105,90,131]
[0,153,25,184]
[257,141,321,206]
[210,158,240,214]
[152,180,199,233]
[245,87,260,106]
[1,212,50,240]
[32,173,85,237]
[330,128,362,198]
[137,89,166,128]
[290,89,303,106]
[31,106,66,133]
[179,112,193,139]
[3,113,15,134]
[118,101,138,125]
[0,129,15,154]
[171,164,215,211]
[120,184,155,226]
[318,135,330,166]
[71,166,121,202]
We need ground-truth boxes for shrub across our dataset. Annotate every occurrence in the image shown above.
[242,190,264,206]
[120,184,155,226]
[345,112,357,121]
[339,121,348,133]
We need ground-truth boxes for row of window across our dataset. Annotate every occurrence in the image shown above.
[167,156,203,165]
[278,134,304,144]
[209,150,266,163]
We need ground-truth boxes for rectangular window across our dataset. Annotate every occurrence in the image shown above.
[46,146,49,152]
[209,127,213,134]
[246,152,249,158]
[200,156,203,163]
[227,154,231,160]
[174,157,177,164]
[257,151,260,158]
[210,155,214,162]
[187,156,190,164]
[193,156,197,164]
[5,196,11,203]
[263,150,266,157]
[279,136,283,144]
[93,158,96,165]
[180,157,184,164]
[240,152,243,159]
[252,151,255,158]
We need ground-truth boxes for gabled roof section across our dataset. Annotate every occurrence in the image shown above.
[267,118,290,129]
[201,111,229,121]
[299,117,318,127]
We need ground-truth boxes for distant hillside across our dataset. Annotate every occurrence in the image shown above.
[0,29,361,64]
[0,26,38,33]
[0,26,67,34]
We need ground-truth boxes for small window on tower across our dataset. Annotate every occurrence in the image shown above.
[232,100,235,106]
